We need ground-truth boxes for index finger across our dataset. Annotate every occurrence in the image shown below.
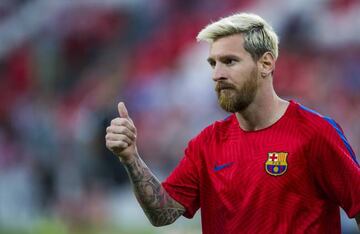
[110,117,136,132]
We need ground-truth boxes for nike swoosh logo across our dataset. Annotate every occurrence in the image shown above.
[214,162,234,171]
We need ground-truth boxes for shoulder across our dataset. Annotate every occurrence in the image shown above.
[291,101,356,157]
[293,102,359,167]
[291,100,340,137]
[191,114,236,145]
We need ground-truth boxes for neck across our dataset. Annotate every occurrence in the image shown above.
[235,89,289,131]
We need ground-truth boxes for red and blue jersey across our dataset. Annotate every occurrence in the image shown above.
[162,100,360,234]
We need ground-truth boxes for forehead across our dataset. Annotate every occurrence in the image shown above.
[209,34,250,59]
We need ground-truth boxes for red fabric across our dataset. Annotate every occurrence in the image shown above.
[162,100,360,234]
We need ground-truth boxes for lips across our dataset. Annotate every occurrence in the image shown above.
[215,82,236,92]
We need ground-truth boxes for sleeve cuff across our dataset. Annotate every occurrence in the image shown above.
[162,182,197,219]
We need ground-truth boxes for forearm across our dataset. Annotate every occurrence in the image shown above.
[122,154,185,226]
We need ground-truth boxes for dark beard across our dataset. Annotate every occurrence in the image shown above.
[215,72,258,113]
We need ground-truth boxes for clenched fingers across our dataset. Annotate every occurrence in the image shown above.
[106,140,129,151]
[105,133,133,145]
[106,125,136,141]
[110,117,136,132]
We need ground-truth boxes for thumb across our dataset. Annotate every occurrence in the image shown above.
[118,102,130,119]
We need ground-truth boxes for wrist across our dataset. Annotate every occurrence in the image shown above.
[119,152,139,165]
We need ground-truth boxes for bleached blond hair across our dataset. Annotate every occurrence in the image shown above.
[197,13,279,60]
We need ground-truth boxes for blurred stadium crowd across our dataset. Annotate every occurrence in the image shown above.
[0,0,359,233]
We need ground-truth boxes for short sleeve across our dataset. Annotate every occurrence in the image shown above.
[162,138,201,219]
[309,120,360,218]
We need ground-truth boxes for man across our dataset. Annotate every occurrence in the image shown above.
[105,13,360,233]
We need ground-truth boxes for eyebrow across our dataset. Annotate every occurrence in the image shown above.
[207,54,240,63]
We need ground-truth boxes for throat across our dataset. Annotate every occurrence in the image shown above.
[235,99,289,132]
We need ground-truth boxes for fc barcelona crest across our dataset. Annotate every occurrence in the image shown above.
[265,152,288,176]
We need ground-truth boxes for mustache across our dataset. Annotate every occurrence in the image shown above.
[215,82,236,92]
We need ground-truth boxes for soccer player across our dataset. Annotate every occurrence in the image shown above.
[105,13,360,233]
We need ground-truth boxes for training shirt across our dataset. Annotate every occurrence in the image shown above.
[162,100,360,234]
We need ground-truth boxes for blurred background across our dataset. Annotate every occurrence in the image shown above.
[0,0,359,233]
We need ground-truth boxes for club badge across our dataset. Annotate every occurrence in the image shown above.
[265,152,288,176]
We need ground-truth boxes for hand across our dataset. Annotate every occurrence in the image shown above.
[106,102,138,163]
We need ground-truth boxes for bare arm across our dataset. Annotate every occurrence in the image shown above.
[356,213,360,231]
[122,154,185,226]
[106,102,185,226]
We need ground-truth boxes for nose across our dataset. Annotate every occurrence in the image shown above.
[212,64,227,82]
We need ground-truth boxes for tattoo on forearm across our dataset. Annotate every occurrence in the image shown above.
[124,157,185,226]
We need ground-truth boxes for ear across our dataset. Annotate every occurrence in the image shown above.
[257,52,275,78]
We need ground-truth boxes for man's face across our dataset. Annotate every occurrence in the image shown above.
[207,34,259,113]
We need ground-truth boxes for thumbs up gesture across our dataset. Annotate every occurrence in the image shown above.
[106,102,138,162]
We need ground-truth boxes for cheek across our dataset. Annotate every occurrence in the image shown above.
[232,67,259,89]
[231,66,255,82]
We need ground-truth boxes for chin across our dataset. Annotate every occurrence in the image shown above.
[219,98,253,113]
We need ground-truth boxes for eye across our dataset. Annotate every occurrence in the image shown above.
[223,58,236,66]
[207,59,216,68]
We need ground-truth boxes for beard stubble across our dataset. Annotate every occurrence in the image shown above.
[216,69,258,113]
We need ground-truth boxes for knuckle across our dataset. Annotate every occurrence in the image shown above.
[124,137,132,144]
[120,135,128,142]
[114,141,124,148]
[118,126,126,132]
[111,117,120,125]
[108,126,116,133]
[121,118,130,125]
[117,126,125,132]
[129,133,136,140]
[116,139,126,145]
[122,120,131,127]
